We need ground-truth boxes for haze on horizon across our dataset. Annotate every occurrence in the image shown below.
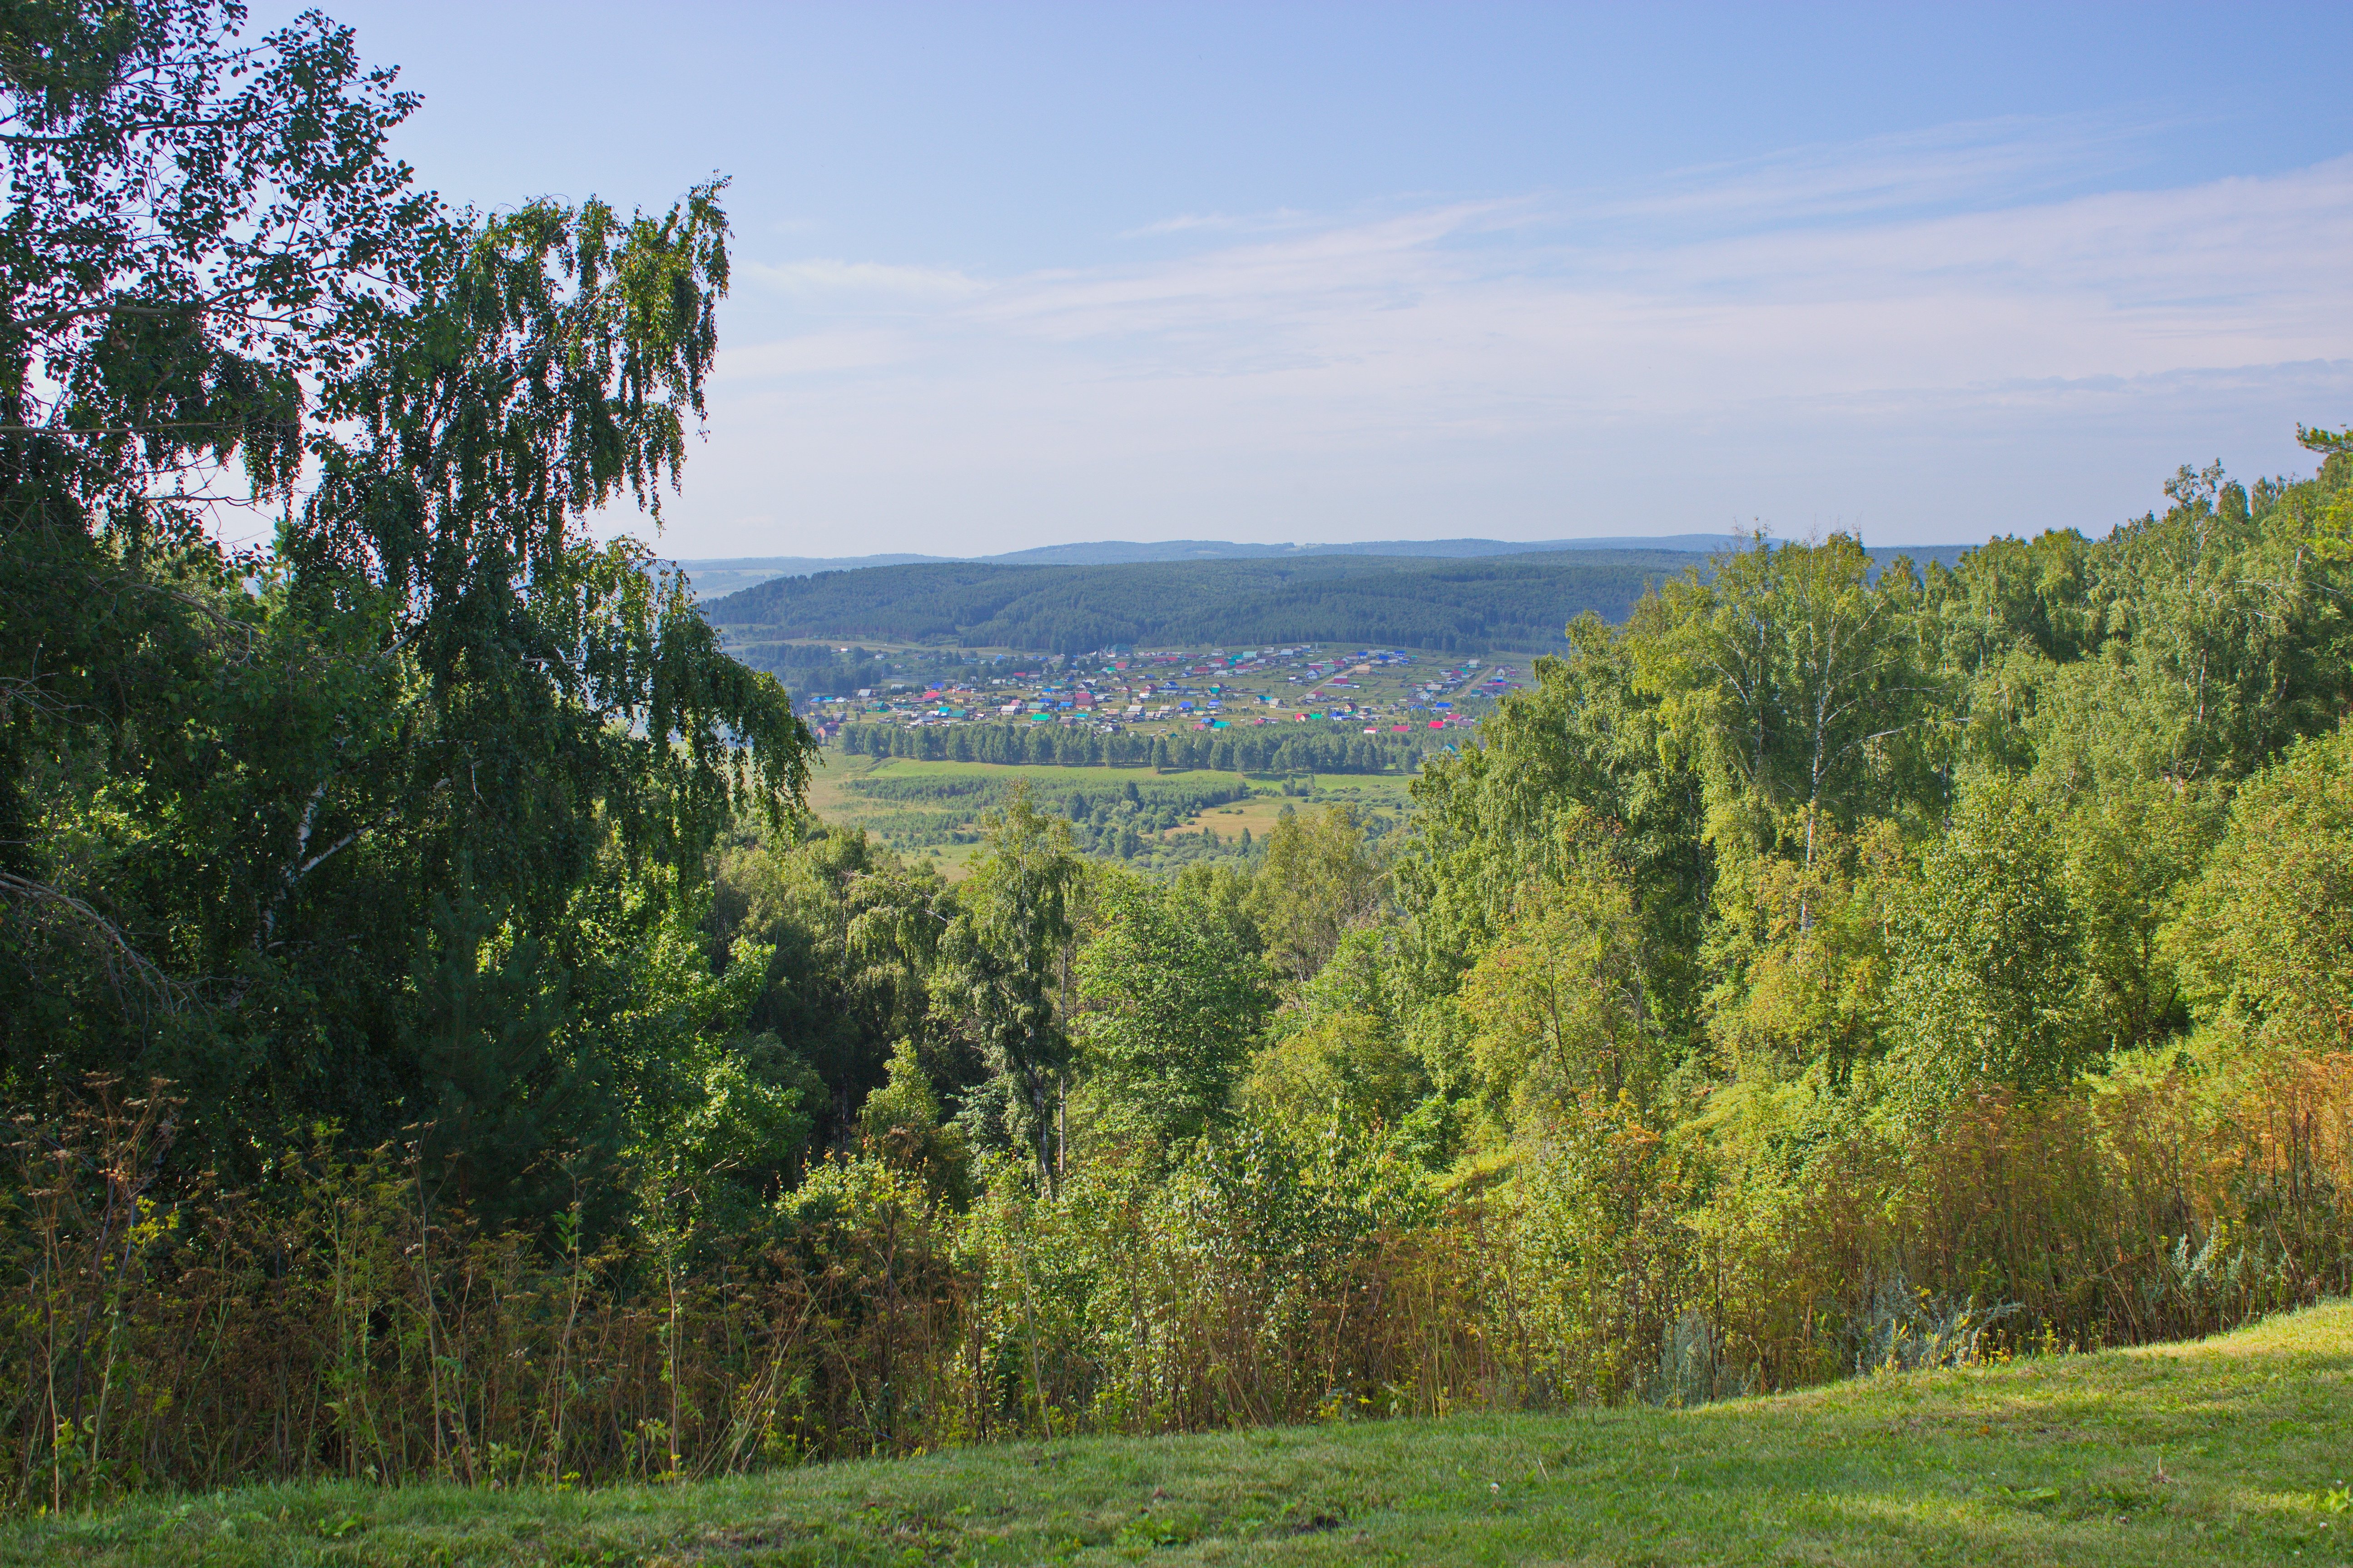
[254,1,2353,556]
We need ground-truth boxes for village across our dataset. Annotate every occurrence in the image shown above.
[797,643,1525,742]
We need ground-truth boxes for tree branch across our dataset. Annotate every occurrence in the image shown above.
[0,871,183,1013]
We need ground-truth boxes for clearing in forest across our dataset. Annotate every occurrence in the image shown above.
[805,754,1417,878]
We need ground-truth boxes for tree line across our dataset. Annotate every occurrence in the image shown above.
[833,719,1437,774]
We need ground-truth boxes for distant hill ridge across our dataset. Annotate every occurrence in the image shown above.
[707,545,1990,657]
[709,548,1715,657]
[670,535,1765,598]
[673,534,1975,600]
[978,535,1748,564]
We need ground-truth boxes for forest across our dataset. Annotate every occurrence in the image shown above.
[705,548,1702,655]
[833,719,1440,774]
[4,0,2353,1514]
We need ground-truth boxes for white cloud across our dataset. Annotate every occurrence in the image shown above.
[653,131,2353,555]
[1602,114,2157,229]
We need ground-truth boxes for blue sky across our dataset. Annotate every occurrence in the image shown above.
[253,2,2353,553]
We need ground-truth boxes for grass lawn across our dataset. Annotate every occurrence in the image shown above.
[11,1303,2348,1566]
[1284,773,1416,808]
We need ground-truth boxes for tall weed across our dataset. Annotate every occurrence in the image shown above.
[3,1052,2347,1505]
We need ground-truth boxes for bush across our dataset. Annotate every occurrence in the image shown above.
[2171,724,2353,1051]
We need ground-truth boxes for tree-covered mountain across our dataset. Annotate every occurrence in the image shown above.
[973,534,1749,564]
[706,549,1718,653]
[667,535,1746,599]
[682,537,1981,607]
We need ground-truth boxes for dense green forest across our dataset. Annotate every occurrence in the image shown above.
[706,549,1706,656]
[737,639,901,703]
[834,719,1440,773]
[5,0,2353,1514]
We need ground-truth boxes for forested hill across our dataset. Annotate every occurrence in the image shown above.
[705,548,1707,654]
[670,535,1750,598]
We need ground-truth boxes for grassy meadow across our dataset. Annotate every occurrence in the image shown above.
[803,752,1418,876]
[1181,772,1415,843]
[11,1303,2347,1567]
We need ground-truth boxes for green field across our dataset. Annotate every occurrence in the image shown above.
[805,754,1419,877]
[14,1304,2346,1566]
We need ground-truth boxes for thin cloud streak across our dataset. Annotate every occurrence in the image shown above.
[723,162,2353,395]
[675,129,2353,553]
[1603,114,2165,228]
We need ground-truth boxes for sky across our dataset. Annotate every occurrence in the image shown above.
[250,2,2353,555]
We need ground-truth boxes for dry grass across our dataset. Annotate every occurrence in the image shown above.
[10,1301,2346,1566]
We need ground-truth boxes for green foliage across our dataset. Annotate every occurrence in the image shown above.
[2170,722,2353,1051]
[1493,1096,1704,1404]
[1245,804,1384,987]
[768,1151,962,1451]
[835,719,1432,774]
[12,6,2353,1509]
[2295,423,2353,559]
[1640,532,1931,881]
[1706,820,1901,1083]
[713,550,1701,656]
[400,890,585,1223]
[1396,621,1706,1021]
[859,1039,974,1205]
[1459,856,1670,1133]
[1074,871,1271,1157]
[2060,775,2215,1054]
[294,184,807,895]
[859,1039,941,1147]
[1884,777,2095,1105]
[705,826,952,1144]
[0,0,441,1122]
[1240,928,1422,1136]
[933,787,1085,1186]
[670,1032,819,1197]
[0,1,809,1219]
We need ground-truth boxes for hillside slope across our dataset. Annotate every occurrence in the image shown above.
[976,534,1749,564]
[678,539,1977,601]
[705,549,1705,654]
[16,1302,2347,1566]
